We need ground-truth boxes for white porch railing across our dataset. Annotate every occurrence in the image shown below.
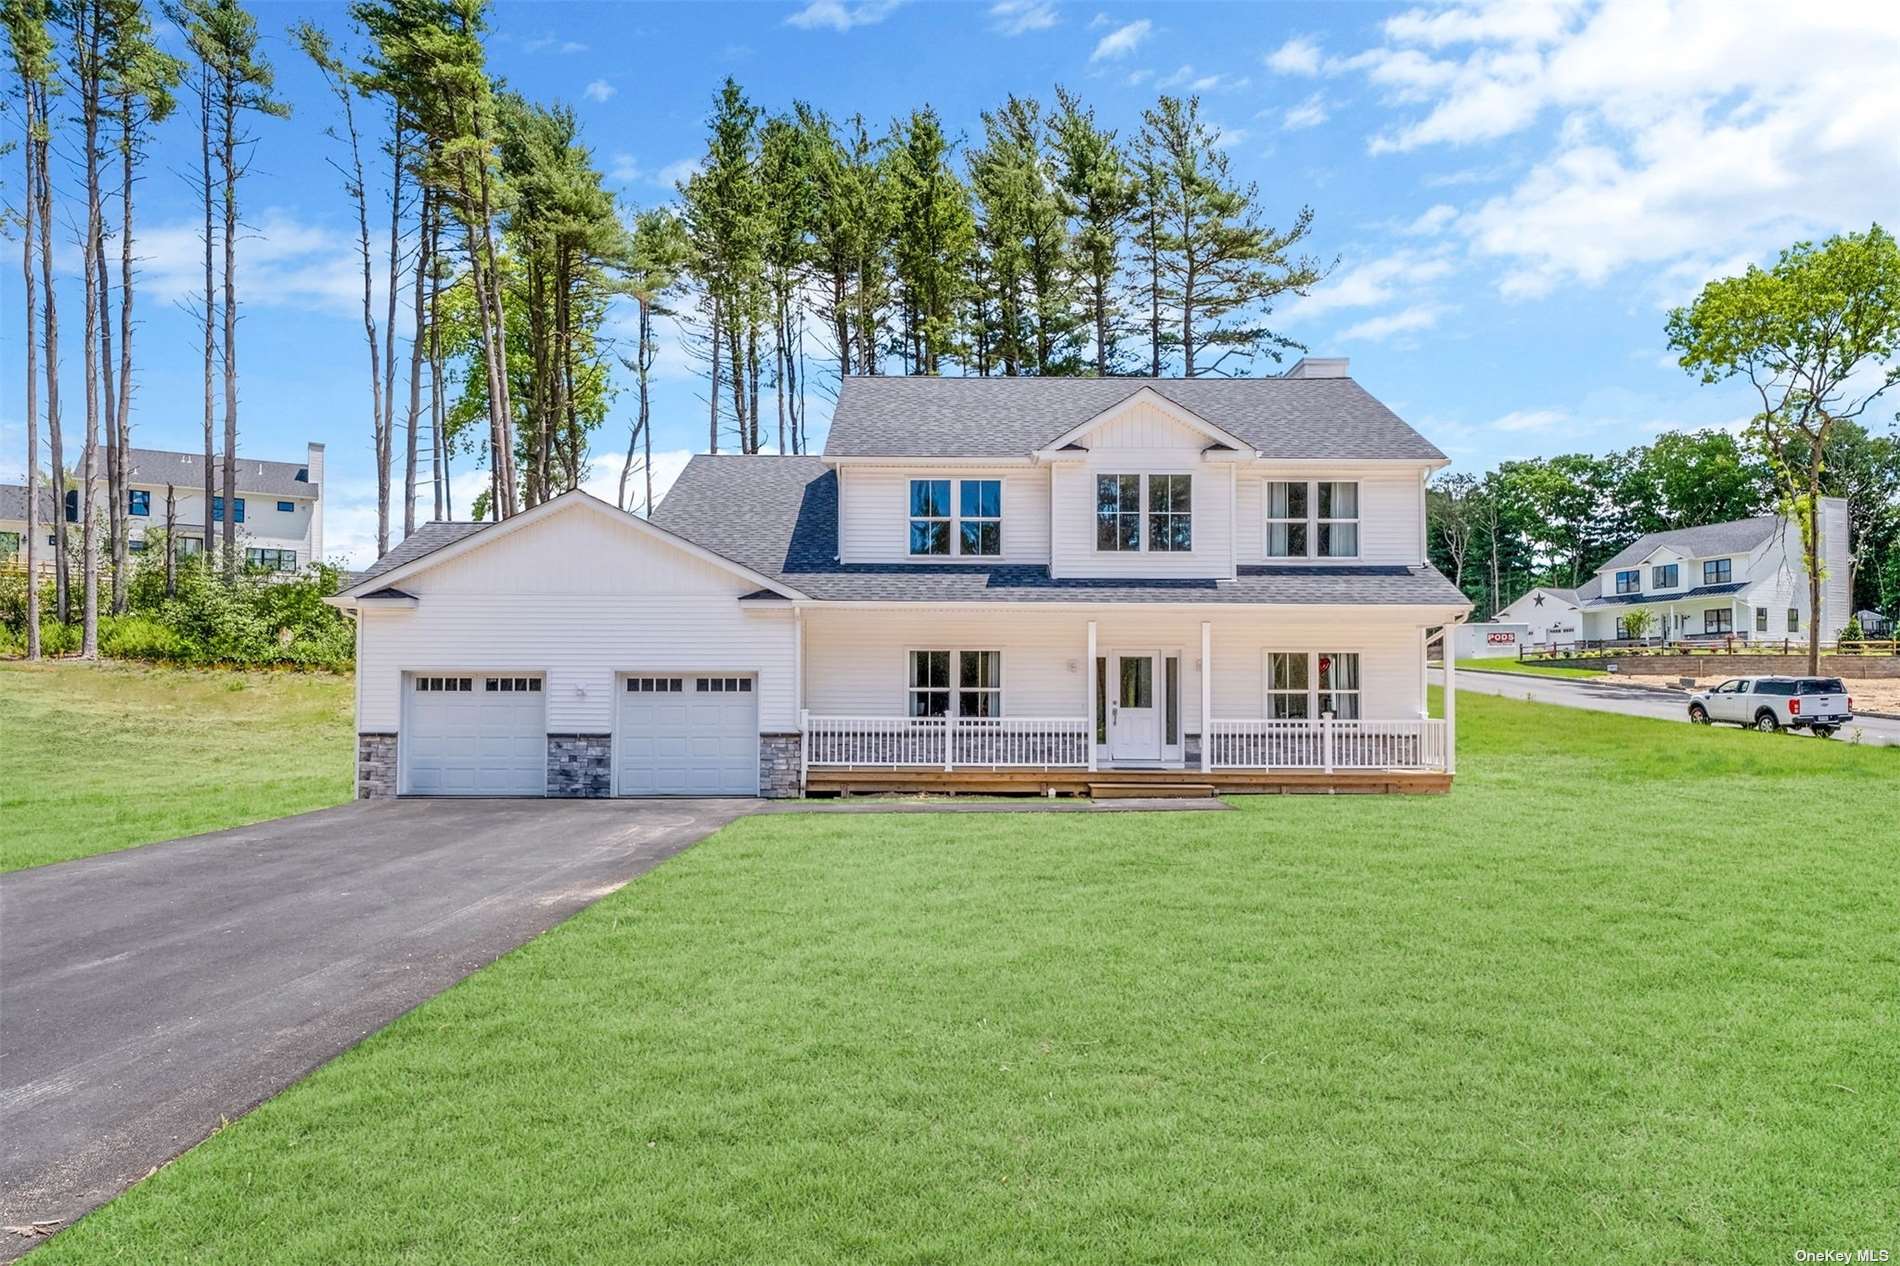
[801,713,1090,770]
[1206,718,1447,772]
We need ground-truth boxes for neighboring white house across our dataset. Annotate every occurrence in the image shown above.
[1492,585,1585,646]
[1576,504,1849,643]
[328,362,1473,799]
[0,442,325,571]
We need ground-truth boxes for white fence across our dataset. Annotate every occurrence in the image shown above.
[802,713,1447,774]
[1205,719,1447,772]
[801,713,1091,770]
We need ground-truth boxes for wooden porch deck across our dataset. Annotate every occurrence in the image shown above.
[804,767,1452,797]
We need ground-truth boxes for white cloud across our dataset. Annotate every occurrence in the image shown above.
[1280,249,1455,323]
[1158,64,1248,93]
[657,157,703,189]
[988,0,1058,36]
[1090,17,1150,61]
[1403,203,1458,235]
[1265,35,1322,76]
[130,208,367,319]
[1123,68,1153,87]
[1338,302,1454,342]
[1490,408,1569,433]
[1326,0,1900,301]
[583,79,615,104]
[785,0,903,31]
[521,31,589,54]
[608,152,644,184]
[1282,93,1328,130]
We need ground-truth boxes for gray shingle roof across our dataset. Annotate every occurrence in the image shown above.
[345,520,492,590]
[655,455,1469,606]
[0,483,56,522]
[118,447,318,498]
[1585,580,1748,608]
[823,375,1447,461]
[1596,516,1779,573]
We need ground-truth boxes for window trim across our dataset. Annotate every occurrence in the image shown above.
[245,547,297,572]
[1146,473,1193,553]
[1755,607,1769,633]
[1703,557,1732,585]
[1262,649,1363,721]
[907,478,952,558]
[1095,473,1144,553]
[129,488,151,517]
[1262,478,1361,561]
[1651,562,1678,590]
[1264,480,1309,559]
[906,647,1004,718]
[1704,608,1734,635]
[211,495,246,525]
[1615,569,1641,595]
[908,476,1004,559]
[1787,607,1800,633]
[276,499,296,514]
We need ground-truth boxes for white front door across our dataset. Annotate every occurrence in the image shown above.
[1108,652,1161,762]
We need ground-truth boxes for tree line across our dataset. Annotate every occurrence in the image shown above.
[1429,419,1900,624]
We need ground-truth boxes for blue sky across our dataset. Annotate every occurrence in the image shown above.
[6,0,1897,565]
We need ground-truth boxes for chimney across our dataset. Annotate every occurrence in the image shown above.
[306,442,325,565]
[1284,356,1349,379]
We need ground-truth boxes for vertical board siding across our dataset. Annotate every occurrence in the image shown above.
[838,466,1050,564]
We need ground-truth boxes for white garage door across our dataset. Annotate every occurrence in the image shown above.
[617,674,758,796]
[403,673,546,796]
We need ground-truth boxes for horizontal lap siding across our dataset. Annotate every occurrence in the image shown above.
[356,506,797,732]
[800,609,1426,724]
[838,467,1050,564]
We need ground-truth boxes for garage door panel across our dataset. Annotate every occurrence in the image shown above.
[402,674,545,796]
[617,674,757,796]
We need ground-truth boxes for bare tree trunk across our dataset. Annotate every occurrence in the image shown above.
[404,185,429,537]
[95,189,119,619]
[199,64,215,581]
[426,196,449,521]
[164,483,176,597]
[707,294,722,454]
[78,0,103,658]
[220,77,239,580]
[471,151,517,515]
[38,82,66,623]
[22,77,42,658]
[383,118,403,538]
[618,298,652,513]
[1807,452,1823,676]
[113,104,136,612]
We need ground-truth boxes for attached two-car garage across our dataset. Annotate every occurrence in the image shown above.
[401,669,760,797]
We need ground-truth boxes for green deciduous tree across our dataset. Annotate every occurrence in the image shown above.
[1668,224,1900,671]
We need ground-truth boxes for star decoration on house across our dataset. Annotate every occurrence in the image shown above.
[1533,594,1545,606]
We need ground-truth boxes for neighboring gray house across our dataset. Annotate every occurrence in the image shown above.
[0,442,324,571]
[328,362,1474,800]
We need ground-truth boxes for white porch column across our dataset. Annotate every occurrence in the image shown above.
[1417,626,1428,718]
[793,607,805,718]
[1199,620,1212,773]
[1085,619,1098,773]
[1444,631,1457,775]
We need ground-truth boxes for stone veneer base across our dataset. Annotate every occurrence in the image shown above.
[357,733,398,799]
[547,734,613,797]
[759,733,802,798]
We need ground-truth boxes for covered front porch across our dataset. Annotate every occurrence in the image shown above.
[792,605,1459,794]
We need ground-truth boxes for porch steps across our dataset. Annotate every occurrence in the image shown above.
[1088,781,1218,800]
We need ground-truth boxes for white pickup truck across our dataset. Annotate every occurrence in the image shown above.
[1687,676,1855,737]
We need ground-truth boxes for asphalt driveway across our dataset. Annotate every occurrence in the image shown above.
[0,798,751,1251]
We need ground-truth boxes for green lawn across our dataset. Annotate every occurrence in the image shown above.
[0,661,353,872]
[35,692,1899,1265]
[1455,656,1608,679]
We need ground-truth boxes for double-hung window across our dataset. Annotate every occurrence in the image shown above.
[1651,563,1678,589]
[908,480,951,556]
[1265,651,1362,719]
[1704,609,1733,634]
[908,649,1001,718]
[1096,474,1142,551]
[1615,570,1640,595]
[1755,607,1769,633]
[1147,475,1192,551]
[1316,482,1359,558]
[1788,608,1800,632]
[1265,480,1360,558]
[910,477,1001,557]
[959,480,1001,556]
[1265,481,1308,557]
[1703,557,1731,585]
[129,489,150,517]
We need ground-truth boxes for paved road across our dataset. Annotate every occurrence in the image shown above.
[0,798,752,1253]
[1437,668,1900,747]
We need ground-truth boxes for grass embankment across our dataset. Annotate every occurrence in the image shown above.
[1455,656,1608,679]
[35,691,1899,1264]
[0,661,353,872]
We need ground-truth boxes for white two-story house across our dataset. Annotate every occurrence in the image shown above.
[329,362,1472,799]
[1565,505,1850,644]
[0,442,326,572]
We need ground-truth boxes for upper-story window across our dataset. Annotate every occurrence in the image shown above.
[1703,557,1731,585]
[276,500,296,514]
[959,480,1001,557]
[1264,480,1359,559]
[1148,475,1192,552]
[1096,475,1142,551]
[1096,474,1192,553]
[1652,563,1678,589]
[910,477,1000,558]
[908,479,951,556]
[129,489,150,517]
[212,496,245,524]
[1615,570,1640,595]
